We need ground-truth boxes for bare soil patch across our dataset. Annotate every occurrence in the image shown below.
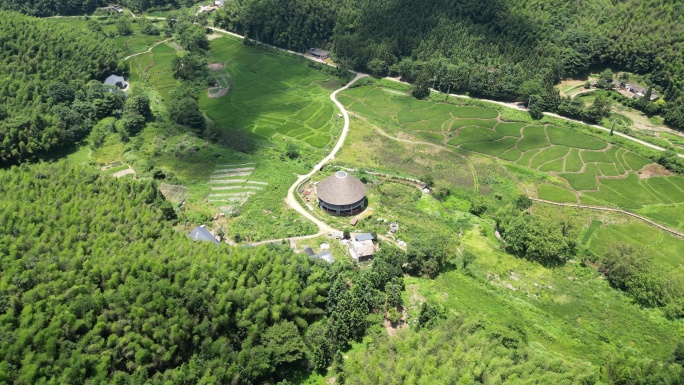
[208,62,225,71]
[639,164,673,179]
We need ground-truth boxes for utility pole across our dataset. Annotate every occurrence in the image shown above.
[610,121,615,136]
[445,84,451,101]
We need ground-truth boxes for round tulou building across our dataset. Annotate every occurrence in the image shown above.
[316,171,367,216]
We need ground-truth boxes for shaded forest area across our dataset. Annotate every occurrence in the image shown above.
[215,0,684,128]
[0,12,123,165]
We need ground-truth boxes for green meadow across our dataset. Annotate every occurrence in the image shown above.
[339,80,684,230]
[335,81,684,372]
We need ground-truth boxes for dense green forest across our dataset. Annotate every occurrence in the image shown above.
[0,0,199,16]
[0,12,123,165]
[0,162,415,383]
[215,0,684,128]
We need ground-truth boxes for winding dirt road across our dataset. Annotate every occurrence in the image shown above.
[123,38,172,61]
[282,72,367,237]
[119,19,684,243]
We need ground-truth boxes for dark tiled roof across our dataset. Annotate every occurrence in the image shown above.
[311,251,334,263]
[317,171,366,206]
[188,226,219,244]
[354,233,374,242]
[304,247,315,256]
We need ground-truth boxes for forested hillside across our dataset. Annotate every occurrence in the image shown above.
[215,0,684,128]
[0,163,299,382]
[0,162,414,383]
[0,0,199,16]
[0,12,122,165]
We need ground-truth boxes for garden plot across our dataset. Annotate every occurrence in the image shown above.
[206,163,267,213]
[207,62,232,99]
[159,183,187,204]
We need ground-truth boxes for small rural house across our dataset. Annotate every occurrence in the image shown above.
[625,84,659,101]
[350,239,375,262]
[103,75,129,91]
[187,225,220,244]
[309,48,330,60]
[214,0,225,6]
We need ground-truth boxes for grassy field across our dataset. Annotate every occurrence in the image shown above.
[200,37,342,149]
[338,82,684,230]
[67,30,353,241]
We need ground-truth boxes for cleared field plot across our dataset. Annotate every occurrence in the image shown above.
[417,132,444,142]
[517,126,550,152]
[499,148,522,162]
[607,147,627,173]
[596,163,620,176]
[547,126,607,150]
[461,137,518,156]
[495,122,525,137]
[590,221,684,269]
[530,146,570,169]
[516,149,541,167]
[580,150,612,163]
[448,126,504,146]
[564,149,583,172]
[581,219,602,245]
[622,152,652,171]
[206,162,267,213]
[452,106,498,119]
[404,114,453,132]
[538,184,577,203]
[397,109,422,124]
[413,103,457,120]
[538,158,565,172]
[451,119,498,130]
[560,164,601,190]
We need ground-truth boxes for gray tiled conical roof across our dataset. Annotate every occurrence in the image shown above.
[317,171,366,206]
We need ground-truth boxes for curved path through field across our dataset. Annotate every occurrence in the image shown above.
[282,72,367,236]
[531,198,684,238]
[120,20,684,244]
[123,38,172,61]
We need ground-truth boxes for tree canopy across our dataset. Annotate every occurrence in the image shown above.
[0,11,122,165]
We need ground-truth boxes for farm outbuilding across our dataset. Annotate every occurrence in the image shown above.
[103,74,129,91]
[188,225,220,244]
[317,171,367,216]
[309,48,330,60]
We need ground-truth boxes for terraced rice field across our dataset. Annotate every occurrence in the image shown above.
[340,82,684,230]
[207,162,267,214]
[130,36,340,150]
[199,37,340,149]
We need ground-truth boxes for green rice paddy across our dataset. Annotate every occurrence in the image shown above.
[339,82,684,231]
[130,36,341,149]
